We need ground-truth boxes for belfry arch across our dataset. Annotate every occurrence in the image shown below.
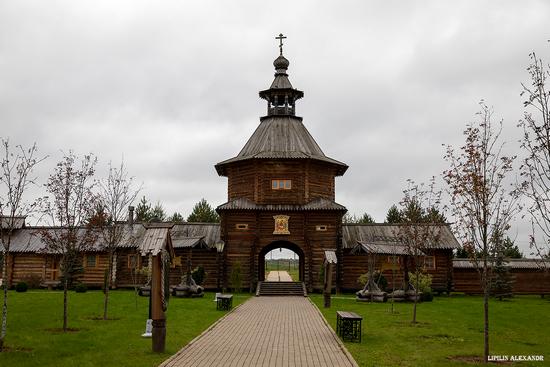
[258,241,305,282]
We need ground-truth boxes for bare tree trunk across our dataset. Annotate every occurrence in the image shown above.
[103,278,110,320]
[103,252,112,320]
[391,256,395,314]
[0,253,8,351]
[412,271,419,324]
[483,273,490,363]
[63,278,68,332]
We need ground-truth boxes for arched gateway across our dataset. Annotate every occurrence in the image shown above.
[215,36,348,293]
[258,241,305,282]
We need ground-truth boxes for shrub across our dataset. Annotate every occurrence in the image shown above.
[230,262,242,293]
[15,282,28,292]
[357,271,388,291]
[23,274,43,289]
[192,266,206,285]
[408,271,432,294]
[421,292,434,302]
[74,283,87,293]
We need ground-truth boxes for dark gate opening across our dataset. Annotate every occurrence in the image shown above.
[258,241,305,282]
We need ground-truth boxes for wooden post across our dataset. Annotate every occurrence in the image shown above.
[323,262,333,308]
[216,250,221,291]
[151,255,165,353]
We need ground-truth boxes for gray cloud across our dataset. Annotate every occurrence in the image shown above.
[1,0,549,254]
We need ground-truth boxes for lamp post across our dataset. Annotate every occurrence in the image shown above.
[215,242,224,291]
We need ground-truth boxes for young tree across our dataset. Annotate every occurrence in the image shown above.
[385,205,402,223]
[187,198,219,223]
[342,213,355,223]
[518,51,550,266]
[491,243,514,301]
[425,207,447,223]
[135,196,152,222]
[343,212,375,224]
[455,246,471,258]
[443,102,519,363]
[39,152,98,332]
[395,178,442,324]
[97,160,140,320]
[357,213,375,224]
[168,212,184,223]
[0,139,45,351]
[134,197,166,222]
[502,237,523,259]
[150,202,166,222]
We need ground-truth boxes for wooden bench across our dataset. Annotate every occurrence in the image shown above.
[216,294,233,311]
[40,280,61,290]
[336,311,362,343]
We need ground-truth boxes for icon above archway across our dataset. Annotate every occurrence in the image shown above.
[273,215,290,235]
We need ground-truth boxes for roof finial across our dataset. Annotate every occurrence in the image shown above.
[276,33,286,56]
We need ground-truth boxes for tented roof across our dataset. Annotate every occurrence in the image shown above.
[215,116,347,176]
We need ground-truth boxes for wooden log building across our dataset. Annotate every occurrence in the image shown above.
[2,40,550,296]
[453,259,550,296]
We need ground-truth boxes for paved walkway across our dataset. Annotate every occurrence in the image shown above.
[266,270,293,282]
[160,297,357,367]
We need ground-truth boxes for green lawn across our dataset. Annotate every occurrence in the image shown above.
[0,290,250,367]
[310,294,550,367]
[2,291,547,367]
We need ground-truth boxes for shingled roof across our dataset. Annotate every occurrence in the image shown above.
[215,116,347,176]
[217,197,347,211]
[453,258,550,269]
[342,223,460,250]
[8,222,222,253]
[170,223,221,249]
[349,242,421,256]
[139,225,174,257]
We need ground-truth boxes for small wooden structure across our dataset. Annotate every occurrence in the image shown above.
[172,257,204,297]
[216,294,233,311]
[336,311,362,343]
[140,224,175,353]
[323,250,337,308]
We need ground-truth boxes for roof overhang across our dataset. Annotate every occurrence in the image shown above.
[350,241,425,256]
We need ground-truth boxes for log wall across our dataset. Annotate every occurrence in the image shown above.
[79,253,110,287]
[454,268,550,295]
[220,210,341,292]
[114,249,149,287]
[225,160,338,205]
[340,250,454,293]
[8,253,114,288]
[170,248,219,290]
[9,254,46,285]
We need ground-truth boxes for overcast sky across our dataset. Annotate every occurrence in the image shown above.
[1,1,549,255]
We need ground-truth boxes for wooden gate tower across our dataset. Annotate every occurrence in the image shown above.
[215,35,348,292]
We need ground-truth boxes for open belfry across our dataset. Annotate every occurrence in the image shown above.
[215,34,349,293]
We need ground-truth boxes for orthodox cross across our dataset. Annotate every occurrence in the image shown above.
[276,33,286,55]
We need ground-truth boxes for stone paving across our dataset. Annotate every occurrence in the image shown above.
[160,297,358,367]
[266,270,293,282]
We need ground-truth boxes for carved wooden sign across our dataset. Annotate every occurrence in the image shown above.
[171,256,182,268]
[273,215,290,235]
